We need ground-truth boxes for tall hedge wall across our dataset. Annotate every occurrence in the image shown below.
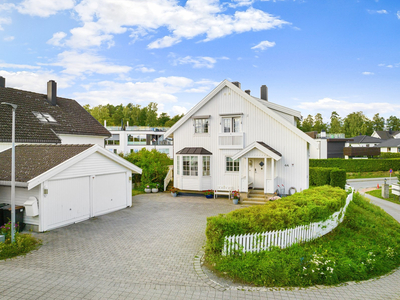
[309,167,346,189]
[310,158,400,172]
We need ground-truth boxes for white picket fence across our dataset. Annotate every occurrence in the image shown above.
[164,165,173,191]
[223,186,354,255]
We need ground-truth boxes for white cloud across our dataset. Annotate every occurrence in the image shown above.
[397,11,400,19]
[47,32,67,46]
[171,56,217,68]
[171,105,188,115]
[0,16,11,30]
[17,0,75,17]
[62,0,289,49]
[376,10,388,14]
[3,36,14,41]
[47,51,132,76]
[0,62,40,69]
[135,66,156,73]
[251,40,276,50]
[362,71,374,75]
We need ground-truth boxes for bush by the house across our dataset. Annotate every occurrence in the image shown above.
[205,186,347,255]
[310,158,400,172]
[330,168,347,189]
[123,148,172,190]
[205,193,400,287]
[309,167,346,189]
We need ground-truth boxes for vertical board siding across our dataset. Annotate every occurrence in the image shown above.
[174,86,310,192]
[223,188,353,255]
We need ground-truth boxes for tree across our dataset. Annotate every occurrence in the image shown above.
[328,111,343,134]
[313,113,327,133]
[372,113,385,131]
[343,111,373,137]
[90,105,110,126]
[157,112,171,126]
[387,115,400,131]
[165,114,184,127]
[300,114,314,132]
[145,102,158,126]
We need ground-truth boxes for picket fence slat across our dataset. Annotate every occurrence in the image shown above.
[223,188,354,255]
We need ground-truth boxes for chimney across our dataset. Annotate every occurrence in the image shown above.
[47,80,57,106]
[104,120,107,127]
[232,81,241,89]
[245,90,251,95]
[260,85,268,101]
[0,76,5,88]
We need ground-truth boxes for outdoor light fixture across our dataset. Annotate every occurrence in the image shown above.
[1,102,17,243]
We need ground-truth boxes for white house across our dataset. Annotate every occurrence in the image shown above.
[164,80,317,197]
[0,144,141,232]
[105,125,173,158]
[372,130,400,140]
[345,135,382,148]
[0,76,110,152]
[375,139,400,153]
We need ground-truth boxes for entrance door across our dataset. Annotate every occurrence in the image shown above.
[249,158,265,189]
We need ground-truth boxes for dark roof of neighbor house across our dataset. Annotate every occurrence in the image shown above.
[348,135,382,144]
[176,147,212,155]
[374,139,400,148]
[256,141,282,157]
[0,144,93,183]
[0,86,110,144]
[373,130,400,140]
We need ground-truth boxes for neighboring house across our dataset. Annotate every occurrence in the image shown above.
[307,131,352,159]
[0,77,110,152]
[0,144,141,232]
[375,139,400,153]
[164,80,317,197]
[105,125,173,158]
[343,135,382,158]
[345,135,382,147]
[372,130,400,140]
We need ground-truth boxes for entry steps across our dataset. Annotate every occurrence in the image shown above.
[241,189,274,205]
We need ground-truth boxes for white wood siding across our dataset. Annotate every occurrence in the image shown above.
[173,86,309,192]
[52,152,129,180]
[58,134,106,147]
[0,186,41,226]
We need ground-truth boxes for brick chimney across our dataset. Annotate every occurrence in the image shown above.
[0,76,5,88]
[47,80,57,106]
[260,85,268,101]
[232,81,241,89]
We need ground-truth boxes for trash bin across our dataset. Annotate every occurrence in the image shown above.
[1,205,25,232]
[0,203,8,227]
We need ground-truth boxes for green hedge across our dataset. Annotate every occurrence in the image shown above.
[205,186,347,254]
[309,167,346,189]
[310,158,400,172]
[330,169,347,189]
[379,153,400,159]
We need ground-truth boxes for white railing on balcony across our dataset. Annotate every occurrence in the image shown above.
[106,126,170,132]
[218,132,244,149]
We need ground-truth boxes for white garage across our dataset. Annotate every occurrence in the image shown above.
[0,144,142,232]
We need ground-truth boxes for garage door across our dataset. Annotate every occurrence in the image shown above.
[93,173,127,216]
[44,177,90,231]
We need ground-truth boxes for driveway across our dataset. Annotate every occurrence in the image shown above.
[1,193,400,299]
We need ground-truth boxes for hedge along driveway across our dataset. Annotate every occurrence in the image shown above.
[310,158,400,172]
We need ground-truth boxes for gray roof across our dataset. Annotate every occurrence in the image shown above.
[176,147,212,155]
[0,144,93,183]
[375,139,400,148]
[256,141,282,157]
[0,86,110,144]
[348,135,382,144]
[373,130,400,140]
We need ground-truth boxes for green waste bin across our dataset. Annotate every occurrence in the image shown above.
[1,205,25,232]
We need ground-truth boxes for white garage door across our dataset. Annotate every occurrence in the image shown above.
[44,177,90,231]
[93,172,127,216]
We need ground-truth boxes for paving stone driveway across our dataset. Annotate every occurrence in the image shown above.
[1,193,400,300]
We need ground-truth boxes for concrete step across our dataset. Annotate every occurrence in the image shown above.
[241,200,268,205]
[246,196,266,201]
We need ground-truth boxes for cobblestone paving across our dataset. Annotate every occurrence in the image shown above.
[1,193,400,299]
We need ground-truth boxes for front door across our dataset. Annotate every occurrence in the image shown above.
[249,158,265,189]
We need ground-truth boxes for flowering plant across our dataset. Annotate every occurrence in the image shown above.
[204,189,214,196]
[0,221,19,241]
[170,187,179,193]
[231,190,240,199]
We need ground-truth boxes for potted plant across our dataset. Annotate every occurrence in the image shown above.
[204,190,214,199]
[170,187,179,197]
[232,190,240,204]
[144,184,152,193]
[151,183,159,193]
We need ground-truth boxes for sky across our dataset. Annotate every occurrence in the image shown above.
[0,0,399,122]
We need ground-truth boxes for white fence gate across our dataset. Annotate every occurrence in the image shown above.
[223,187,354,255]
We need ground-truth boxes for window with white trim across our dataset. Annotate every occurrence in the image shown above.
[203,156,210,176]
[194,118,209,133]
[177,156,180,175]
[182,156,198,176]
[226,157,239,172]
[222,117,241,133]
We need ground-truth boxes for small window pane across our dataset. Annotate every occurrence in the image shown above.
[183,156,190,176]
[191,156,198,176]
[233,117,240,132]
[203,156,210,176]
[226,157,239,172]
[223,118,231,133]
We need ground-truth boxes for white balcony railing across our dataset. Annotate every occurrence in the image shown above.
[218,132,244,149]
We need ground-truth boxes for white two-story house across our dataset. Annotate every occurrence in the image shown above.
[164,80,316,197]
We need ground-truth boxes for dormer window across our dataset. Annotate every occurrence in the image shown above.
[32,111,57,123]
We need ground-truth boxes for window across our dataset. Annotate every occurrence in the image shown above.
[388,147,391,152]
[195,118,209,133]
[226,157,239,172]
[177,156,180,175]
[222,117,241,133]
[128,134,146,145]
[106,134,120,145]
[158,149,170,155]
[113,149,117,154]
[32,111,57,123]
[203,156,210,176]
[182,156,198,176]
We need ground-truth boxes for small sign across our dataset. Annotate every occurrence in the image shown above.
[390,169,393,174]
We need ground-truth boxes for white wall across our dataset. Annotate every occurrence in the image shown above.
[58,134,106,147]
[309,139,327,159]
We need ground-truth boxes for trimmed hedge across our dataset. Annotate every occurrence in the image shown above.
[310,158,400,172]
[309,167,346,189]
[205,186,347,254]
[379,153,400,159]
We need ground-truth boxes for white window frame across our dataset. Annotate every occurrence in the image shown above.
[182,156,198,176]
[177,156,180,175]
[194,118,209,134]
[226,157,239,172]
[221,116,241,133]
[203,156,210,176]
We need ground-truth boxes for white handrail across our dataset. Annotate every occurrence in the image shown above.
[164,165,173,191]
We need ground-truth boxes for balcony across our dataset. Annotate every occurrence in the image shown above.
[343,147,380,157]
[218,132,244,149]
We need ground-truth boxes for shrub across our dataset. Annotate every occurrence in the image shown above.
[379,153,400,158]
[205,186,347,254]
[330,168,347,189]
[310,158,400,172]
[309,167,346,189]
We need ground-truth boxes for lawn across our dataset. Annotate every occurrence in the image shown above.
[347,171,394,179]
[366,188,400,205]
[205,193,400,287]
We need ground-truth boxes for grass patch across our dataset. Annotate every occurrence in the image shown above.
[366,188,400,205]
[205,193,400,287]
[132,188,146,196]
[347,171,392,179]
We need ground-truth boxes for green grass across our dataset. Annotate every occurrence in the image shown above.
[366,188,400,205]
[132,189,146,196]
[347,171,393,179]
[205,193,400,287]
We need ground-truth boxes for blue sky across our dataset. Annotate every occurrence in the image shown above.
[0,0,399,122]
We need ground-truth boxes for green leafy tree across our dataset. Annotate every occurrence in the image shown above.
[145,102,158,126]
[157,112,171,126]
[387,115,400,131]
[165,114,184,127]
[343,111,373,137]
[313,113,328,133]
[300,114,314,132]
[328,111,343,134]
[90,105,110,126]
[372,113,385,131]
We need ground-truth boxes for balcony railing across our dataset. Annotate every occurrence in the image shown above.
[218,132,244,149]
[106,126,170,132]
